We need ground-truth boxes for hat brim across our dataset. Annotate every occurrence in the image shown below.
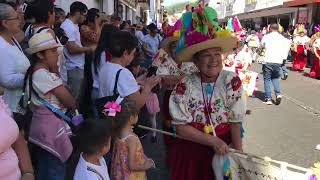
[26,44,62,54]
[160,36,179,52]
[176,36,238,62]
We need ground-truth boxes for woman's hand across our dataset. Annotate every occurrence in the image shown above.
[212,137,229,155]
[136,73,147,85]
[145,158,156,169]
[144,75,160,92]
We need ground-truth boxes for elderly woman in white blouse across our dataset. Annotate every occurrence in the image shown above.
[167,6,245,180]
[0,3,34,180]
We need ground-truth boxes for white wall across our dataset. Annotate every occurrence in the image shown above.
[215,0,285,19]
[127,8,133,22]
[55,0,100,13]
[102,0,115,15]
[149,0,156,22]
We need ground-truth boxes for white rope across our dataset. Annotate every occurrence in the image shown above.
[137,125,311,173]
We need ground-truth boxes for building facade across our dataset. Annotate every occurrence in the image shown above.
[55,0,148,23]
[212,0,319,31]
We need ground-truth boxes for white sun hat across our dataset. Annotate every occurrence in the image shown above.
[26,32,62,54]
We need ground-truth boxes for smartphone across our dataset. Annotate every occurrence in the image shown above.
[147,66,158,77]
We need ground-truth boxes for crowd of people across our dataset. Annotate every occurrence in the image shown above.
[0,0,318,180]
[221,21,320,105]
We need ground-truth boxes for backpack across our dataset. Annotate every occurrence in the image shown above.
[95,69,123,118]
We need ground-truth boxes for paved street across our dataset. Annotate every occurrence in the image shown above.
[244,62,320,168]
[142,62,320,179]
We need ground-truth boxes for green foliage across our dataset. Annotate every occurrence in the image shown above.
[164,1,196,15]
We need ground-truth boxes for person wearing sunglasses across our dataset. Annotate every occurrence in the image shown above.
[0,3,34,180]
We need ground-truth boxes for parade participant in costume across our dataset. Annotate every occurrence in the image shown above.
[224,41,252,73]
[246,30,260,61]
[156,19,198,145]
[292,25,310,71]
[168,5,245,180]
[224,41,258,97]
[309,31,320,79]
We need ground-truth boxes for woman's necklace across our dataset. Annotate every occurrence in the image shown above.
[200,77,215,134]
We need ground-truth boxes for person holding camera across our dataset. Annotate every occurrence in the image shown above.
[98,31,160,110]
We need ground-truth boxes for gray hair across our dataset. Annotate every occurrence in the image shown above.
[0,3,14,32]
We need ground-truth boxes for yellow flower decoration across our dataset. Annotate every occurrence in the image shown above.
[215,29,232,38]
[310,162,320,179]
[173,30,180,38]
[203,124,213,134]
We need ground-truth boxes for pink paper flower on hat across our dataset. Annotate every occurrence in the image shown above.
[185,31,210,47]
[314,24,320,33]
[103,101,122,117]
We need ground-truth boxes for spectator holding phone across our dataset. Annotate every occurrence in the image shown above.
[98,31,160,110]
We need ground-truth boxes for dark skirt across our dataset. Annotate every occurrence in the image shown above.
[168,122,232,180]
[168,138,215,180]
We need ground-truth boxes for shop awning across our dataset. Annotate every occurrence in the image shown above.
[283,0,320,7]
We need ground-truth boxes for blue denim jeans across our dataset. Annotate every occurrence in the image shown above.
[34,146,65,180]
[281,59,288,78]
[262,63,281,100]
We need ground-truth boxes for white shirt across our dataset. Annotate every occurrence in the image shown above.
[261,32,290,64]
[143,34,162,57]
[293,35,310,45]
[98,62,140,98]
[74,153,110,180]
[91,52,108,89]
[28,69,64,110]
[60,18,85,70]
[0,37,30,113]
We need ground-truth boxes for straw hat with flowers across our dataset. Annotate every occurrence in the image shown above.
[175,5,238,62]
[26,32,61,54]
[160,19,181,52]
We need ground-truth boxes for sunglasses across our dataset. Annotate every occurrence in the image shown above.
[4,0,28,13]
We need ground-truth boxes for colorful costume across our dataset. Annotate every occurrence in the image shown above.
[166,5,242,180]
[292,34,310,71]
[168,71,246,180]
[224,44,252,73]
[224,45,258,97]
[309,33,320,78]
[157,56,198,147]
[157,19,198,146]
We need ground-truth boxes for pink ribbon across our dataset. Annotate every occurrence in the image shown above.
[103,101,122,117]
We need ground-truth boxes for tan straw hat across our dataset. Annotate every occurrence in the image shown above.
[26,32,62,54]
[175,5,238,62]
[176,36,238,62]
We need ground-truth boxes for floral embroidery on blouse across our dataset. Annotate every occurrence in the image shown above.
[169,70,246,130]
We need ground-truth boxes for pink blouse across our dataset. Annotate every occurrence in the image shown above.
[0,97,20,180]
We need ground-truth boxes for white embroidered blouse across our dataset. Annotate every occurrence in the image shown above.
[169,70,246,129]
